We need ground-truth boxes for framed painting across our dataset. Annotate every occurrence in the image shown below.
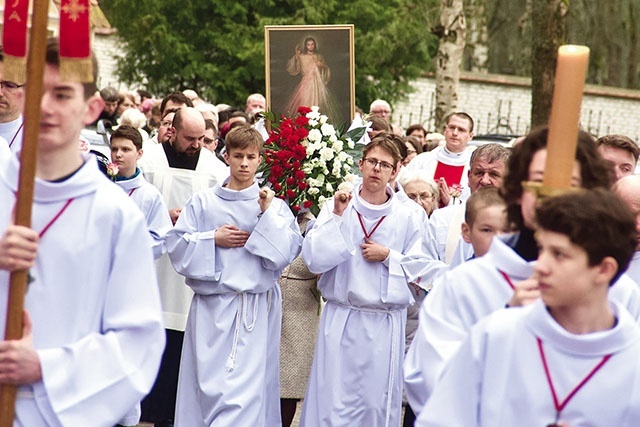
[265,24,355,128]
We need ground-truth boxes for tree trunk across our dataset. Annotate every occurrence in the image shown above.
[434,0,466,132]
[530,0,567,128]
[627,0,638,88]
[464,0,489,73]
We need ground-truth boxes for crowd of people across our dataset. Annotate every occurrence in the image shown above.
[2,39,640,427]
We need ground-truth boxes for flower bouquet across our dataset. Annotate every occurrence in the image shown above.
[259,106,367,216]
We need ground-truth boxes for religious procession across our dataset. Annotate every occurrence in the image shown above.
[2,1,640,427]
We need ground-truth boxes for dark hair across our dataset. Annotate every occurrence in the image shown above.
[225,126,263,153]
[465,187,506,226]
[369,115,391,132]
[405,136,423,154]
[160,91,193,115]
[445,112,474,133]
[304,36,317,53]
[383,132,408,161]
[100,87,119,103]
[204,118,217,133]
[111,124,143,150]
[363,134,402,169]
[596,134,640,162]
[45,38,98,99]
[501,126,613,229]
[536,188,636,284]
[405,124,427,138]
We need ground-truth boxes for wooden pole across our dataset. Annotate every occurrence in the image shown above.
[0,0,50,424]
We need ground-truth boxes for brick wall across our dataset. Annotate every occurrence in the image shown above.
[393,72,640,140]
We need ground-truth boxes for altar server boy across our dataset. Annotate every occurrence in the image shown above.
[0,38,164,426]
[300,135,426,427]
[418,188,640,426]
[110,125,172,259]
[460,186,510,259]
[403,127,640,416]
[167,126,302,426]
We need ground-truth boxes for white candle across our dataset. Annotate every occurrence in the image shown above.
[544,45,590,189]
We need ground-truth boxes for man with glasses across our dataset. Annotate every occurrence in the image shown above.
[407,112,475,206]
[300,135,426,426]
[0,51,25,155]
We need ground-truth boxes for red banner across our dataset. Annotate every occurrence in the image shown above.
[2,0,29,83]
[59,0,93,83]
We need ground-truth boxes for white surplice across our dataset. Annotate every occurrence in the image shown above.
[404,235,640,416]
[166,181,302,427]
[417,299,640,426]
[405,146,472,202]
[115,171,172,260]
[139,143,228,331]
[0,116,24,155]
[300,185,426,427]
[626,251,640,285]
[0,149,165,427]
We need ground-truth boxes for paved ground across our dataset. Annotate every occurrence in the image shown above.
[136,401,303,426]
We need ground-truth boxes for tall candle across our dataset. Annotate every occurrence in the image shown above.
[544,45,590,189]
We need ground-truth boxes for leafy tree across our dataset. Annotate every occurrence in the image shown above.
[100,0,439,110]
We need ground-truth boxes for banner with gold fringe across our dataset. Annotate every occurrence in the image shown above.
[2,0,30,84]
[59,0,93,83]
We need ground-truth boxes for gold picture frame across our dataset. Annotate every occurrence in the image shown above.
[265,24,355,127]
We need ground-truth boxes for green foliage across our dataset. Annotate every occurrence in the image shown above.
[100,0,439,109]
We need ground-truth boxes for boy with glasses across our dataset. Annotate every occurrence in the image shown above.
[300,135,427,426]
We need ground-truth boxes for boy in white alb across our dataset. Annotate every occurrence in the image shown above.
[419,188,640,426]
[404,128,640,416]
[110,125,172,260]
[0,38,164,426]
[300,135,426,427]
[167,126,302,426]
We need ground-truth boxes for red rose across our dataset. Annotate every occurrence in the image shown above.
[298,182,308,190]
[292,205,301,212]
[273,182,282,192]
[294,170,305,180]
[286,189,296,199]
[297,106,312,115]
[286,177,295,186]
[303,200,313,209]
[295,116,310,127]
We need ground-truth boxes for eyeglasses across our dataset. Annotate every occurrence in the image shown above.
[407,192,435,202]
[371,109,390,115]
[363,158,395,172]
[0,81,25,90]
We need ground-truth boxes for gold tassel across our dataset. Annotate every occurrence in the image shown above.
[60,57,94,83]
[3,54,27,85]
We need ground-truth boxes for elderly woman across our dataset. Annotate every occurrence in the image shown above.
[399,169,439,217]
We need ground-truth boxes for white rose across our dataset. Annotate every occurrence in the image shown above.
[309,119,319,126]
[319,147,334,161]
[337,151,349,162]
[308,187,320,195]
[343,163,352,171]
[333,140,344,152]
[318,195,327,206]
[325,182,334,192]
[320,123,336,137]
[311,106,320,113]
[338,180,355,193]
[316,174,325,185]
[308,129,322,142]
[319,115,328,124]
[346,138,355,149]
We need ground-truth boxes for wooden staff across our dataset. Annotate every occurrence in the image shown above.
[0,0,50,424]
